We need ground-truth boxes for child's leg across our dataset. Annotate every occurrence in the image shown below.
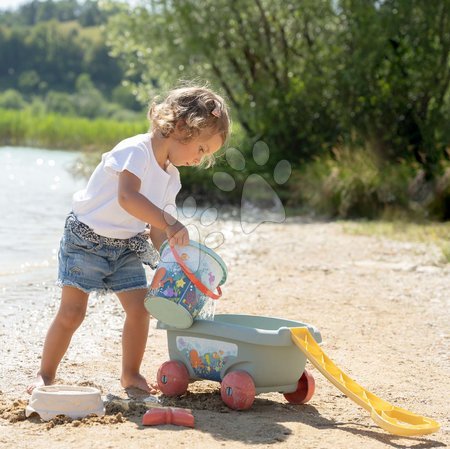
[27,286,89,393]
[116,288,157,394]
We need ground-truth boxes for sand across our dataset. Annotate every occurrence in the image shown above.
[0,219,448,448]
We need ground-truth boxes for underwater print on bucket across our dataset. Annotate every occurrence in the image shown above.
[176,336,238,381]
[145,240,227,328]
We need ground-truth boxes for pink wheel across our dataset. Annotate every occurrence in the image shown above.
[283,370,315,404]
[157,361,189,396]
[220,371,256,410]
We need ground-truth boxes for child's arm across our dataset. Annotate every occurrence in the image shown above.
[149,227,167,251]
[118,169,189,247]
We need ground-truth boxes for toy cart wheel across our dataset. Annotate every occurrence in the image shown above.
[220,370,256,410]
[157,361,190,396]
[283,369,315,404]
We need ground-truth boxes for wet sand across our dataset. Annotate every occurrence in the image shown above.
[0,220,449,448]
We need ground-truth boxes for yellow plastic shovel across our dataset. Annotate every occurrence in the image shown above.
[290,327,440,436]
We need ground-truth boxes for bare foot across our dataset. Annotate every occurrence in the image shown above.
[121,373,159,395]
[27,372,53,394]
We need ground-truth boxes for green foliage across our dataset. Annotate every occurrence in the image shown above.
[105,0,341,167]
[0,8,125,98]
[336,1,450,177]
[0,89,26,109]
[37,74,145,119]
[0,0,116,27]
[105,0,450,178]
[45,91,76,115]
[28,96,47,115]
[112,84,142,111]
[0,2,142,121]
[73,73,106,118]
[18,70,40,93]
[290,148,450,220]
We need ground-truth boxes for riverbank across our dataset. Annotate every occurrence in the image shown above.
[0,220,448,448]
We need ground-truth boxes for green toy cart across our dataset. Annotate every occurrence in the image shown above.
[156,313,321,410]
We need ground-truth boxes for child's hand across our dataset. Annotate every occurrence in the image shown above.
[165,221,190,247]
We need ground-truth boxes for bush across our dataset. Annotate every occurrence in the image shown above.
[0,89,26,110]
[112,84,141,111]
[28,96,47,115]
[18,70,41,94]
[45,91,76,115]
[290,148,450,220]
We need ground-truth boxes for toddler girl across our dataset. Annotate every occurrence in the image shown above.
[28,85,230,394]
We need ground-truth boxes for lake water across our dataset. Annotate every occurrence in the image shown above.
[0,147,85,306]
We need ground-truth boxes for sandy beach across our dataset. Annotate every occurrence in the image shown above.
[0,219,449,448]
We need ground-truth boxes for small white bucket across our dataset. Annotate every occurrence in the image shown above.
[26,385,105,421]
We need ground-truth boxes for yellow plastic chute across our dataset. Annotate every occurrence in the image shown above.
[291,327,440,436]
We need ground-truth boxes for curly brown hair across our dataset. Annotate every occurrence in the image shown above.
[148,85,231,166]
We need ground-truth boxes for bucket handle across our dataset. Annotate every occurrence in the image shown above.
[171,246,222,300]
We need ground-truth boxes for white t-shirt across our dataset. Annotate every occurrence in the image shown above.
[72,133,181,239]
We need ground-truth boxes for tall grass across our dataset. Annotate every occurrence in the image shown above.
[0,108,147,151]
[289,148,450,221]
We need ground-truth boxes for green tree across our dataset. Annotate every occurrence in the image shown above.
[105,0,341,166]
[78,0,105,26]
[0,89,26,109]
[104,0,450,176]
[18,0,41,26]
[112,83,142,110]
[84,40,124,92]
[0,1,125,97]
[0,0,121,27]
[336,0,450,177]
[45,91,76,115]
[73,73,106,117]
[18,70,41,94]
[0,28,31,80]
[23,21,85,91]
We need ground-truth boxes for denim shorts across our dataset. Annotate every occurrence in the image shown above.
[57,225,148,294]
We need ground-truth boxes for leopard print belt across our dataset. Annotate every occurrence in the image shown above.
[65,212,159,269]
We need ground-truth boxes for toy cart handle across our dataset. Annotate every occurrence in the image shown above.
[171,246,222,300]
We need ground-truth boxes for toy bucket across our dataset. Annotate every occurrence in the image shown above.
[25,385,105,421]
[145,240,227,329]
